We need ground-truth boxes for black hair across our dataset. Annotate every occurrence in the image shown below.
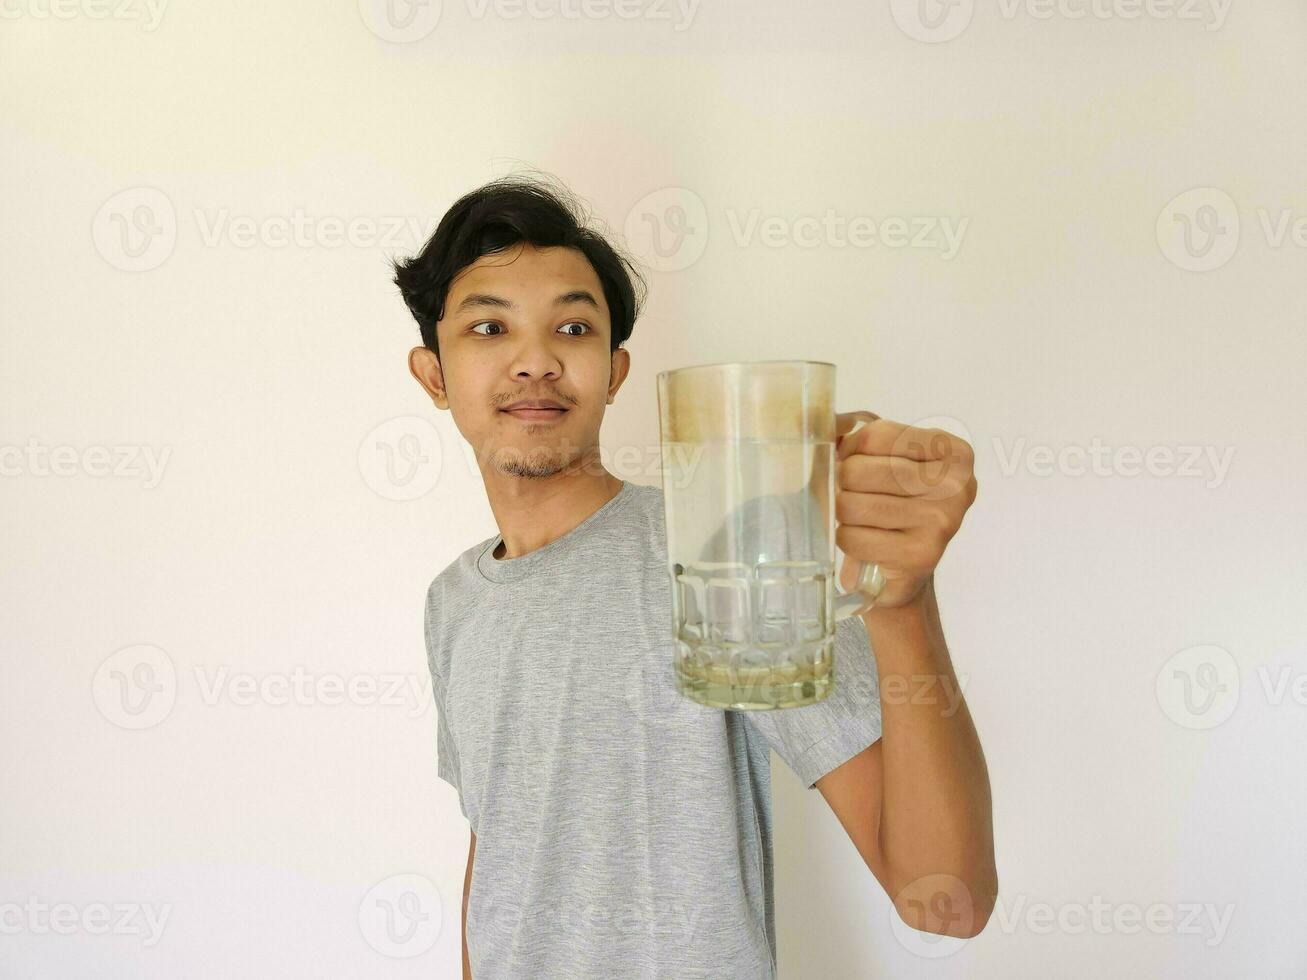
[390,173,647,360]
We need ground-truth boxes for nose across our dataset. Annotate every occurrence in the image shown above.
[507,330,564,383]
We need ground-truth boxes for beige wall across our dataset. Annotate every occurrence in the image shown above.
[2,0,1304,976]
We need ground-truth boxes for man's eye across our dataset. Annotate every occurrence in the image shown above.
[468,322,590,336]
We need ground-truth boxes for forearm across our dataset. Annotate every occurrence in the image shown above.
[862,575,996,930]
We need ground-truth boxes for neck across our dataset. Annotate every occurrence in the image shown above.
[483,456,624,560]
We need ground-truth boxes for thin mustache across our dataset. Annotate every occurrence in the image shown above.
[496,394,575,409]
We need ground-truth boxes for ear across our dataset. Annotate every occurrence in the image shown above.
[606,347,631,405]
[408,346,448,409]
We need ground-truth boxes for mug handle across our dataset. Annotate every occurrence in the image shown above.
[832,415,886,620]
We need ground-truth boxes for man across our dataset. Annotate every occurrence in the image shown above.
[394,175,996,978]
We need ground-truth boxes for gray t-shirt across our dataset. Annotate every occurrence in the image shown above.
[423,479,883,979]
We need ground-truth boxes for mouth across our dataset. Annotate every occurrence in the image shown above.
[500,407,568,422]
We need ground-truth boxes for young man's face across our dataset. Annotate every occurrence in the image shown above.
[409,242,630,480]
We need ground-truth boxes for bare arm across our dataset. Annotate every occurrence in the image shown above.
[818,415,995,936]
[463,830,475,979]
[816,577,996,937]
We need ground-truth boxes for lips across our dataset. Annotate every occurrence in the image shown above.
[501,398,566,410]
[501,407,567,421]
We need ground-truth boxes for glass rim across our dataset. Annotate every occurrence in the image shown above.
[657,359,835,379]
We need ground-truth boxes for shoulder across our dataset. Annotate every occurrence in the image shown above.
[422,533,496,684]
[423,533,496,621]
[619,480,665,528]
[615,480,668,552]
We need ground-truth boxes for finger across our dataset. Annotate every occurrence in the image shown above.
[838,453,940,497]
[835,489,922,530]
[838,418,958,463]
[834,522,912,567]
[835,410,880,441]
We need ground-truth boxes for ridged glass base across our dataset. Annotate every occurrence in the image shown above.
[674,652,833,710]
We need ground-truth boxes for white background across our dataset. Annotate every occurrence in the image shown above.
[2,0,1305,976]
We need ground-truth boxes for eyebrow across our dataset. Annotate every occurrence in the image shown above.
[453,290,602,315]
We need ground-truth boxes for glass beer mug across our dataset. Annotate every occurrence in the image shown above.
[656,360,887,710]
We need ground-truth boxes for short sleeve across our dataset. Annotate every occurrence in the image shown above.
[434,684,468,820]
[743,612,883,789]
[425,577,468,820]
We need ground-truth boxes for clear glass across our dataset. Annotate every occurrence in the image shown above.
[656,360,886,710]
